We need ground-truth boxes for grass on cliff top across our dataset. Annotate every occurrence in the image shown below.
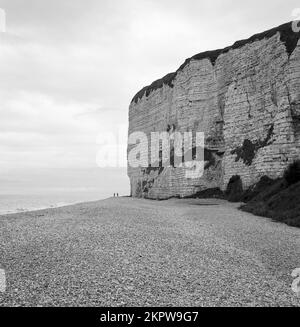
[131,21,300,104]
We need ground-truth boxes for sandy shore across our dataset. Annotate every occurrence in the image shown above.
[0,197,299,307]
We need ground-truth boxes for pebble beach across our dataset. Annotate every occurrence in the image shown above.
[0,197,299,307]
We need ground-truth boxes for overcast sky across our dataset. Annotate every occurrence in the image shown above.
[0,0,298,196]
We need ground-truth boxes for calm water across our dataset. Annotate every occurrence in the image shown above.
[0,168,130,215]
[0,191,111,215]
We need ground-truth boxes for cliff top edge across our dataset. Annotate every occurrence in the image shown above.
[131,21,300,104]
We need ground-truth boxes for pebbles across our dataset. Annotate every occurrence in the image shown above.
[0,197,299,307]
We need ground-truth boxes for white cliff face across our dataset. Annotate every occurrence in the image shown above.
[128,22,300,199]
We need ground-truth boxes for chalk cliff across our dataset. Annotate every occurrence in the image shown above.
[128,22,300,199]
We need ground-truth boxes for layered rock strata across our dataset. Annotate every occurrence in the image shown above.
[128,22,300,199]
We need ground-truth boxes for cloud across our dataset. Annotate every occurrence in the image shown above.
[0,0,298,193]
[0,90,128,170]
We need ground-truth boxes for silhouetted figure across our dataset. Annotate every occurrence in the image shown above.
[113,193,115,197]
[117,193,119,197]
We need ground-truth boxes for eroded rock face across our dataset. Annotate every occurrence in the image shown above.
[128,22,300,199]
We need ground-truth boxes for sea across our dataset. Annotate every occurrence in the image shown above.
[0,190,111,215]
[0,168,130,215]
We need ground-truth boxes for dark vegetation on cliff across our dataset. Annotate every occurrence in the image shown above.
[185,188,225,199]
[186,161,300,228]
[132,72,176,105]
[239,161,300,228]
[132,21,300,104]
